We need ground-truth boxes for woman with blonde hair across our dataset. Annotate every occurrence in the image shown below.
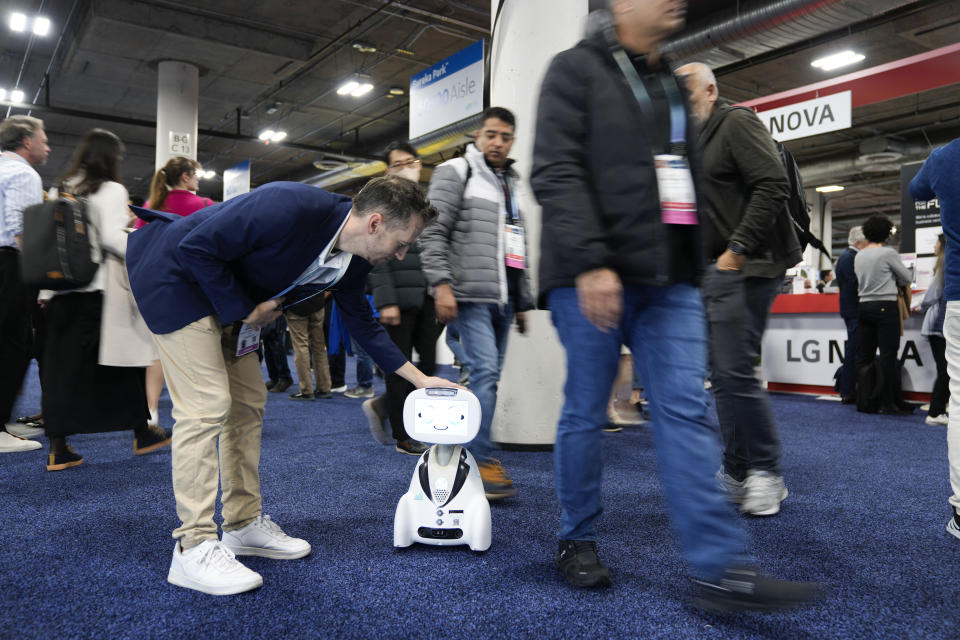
[136,156,214,427]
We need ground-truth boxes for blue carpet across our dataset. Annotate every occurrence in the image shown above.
[2,358,959,639]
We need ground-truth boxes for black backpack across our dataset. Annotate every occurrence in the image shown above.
[19,192,99,290]
[778,142,830,260]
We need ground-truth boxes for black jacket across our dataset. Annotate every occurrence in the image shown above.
[696,102,802,278]
[368,243,429,312]
[835,247,859,320]
[531,29,705,306]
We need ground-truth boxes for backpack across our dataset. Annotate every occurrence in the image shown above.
[778,141,830,260]
[19,191,100,290]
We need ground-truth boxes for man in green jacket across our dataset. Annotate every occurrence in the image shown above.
[677,62,803,517]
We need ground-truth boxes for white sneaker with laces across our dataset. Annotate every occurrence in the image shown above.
[5,422,44,439]
[716,467,746,504]
[947,511,960,541]
[925,414,949,426]
[741,470,788,516]
[363,397,391,445]
[167,539,263,595]
[0,430,42,452]
[222,515,311,559]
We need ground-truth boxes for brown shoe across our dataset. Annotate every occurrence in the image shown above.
[479,458,517,500]
[46,445,83,471]
[134,424,172,455]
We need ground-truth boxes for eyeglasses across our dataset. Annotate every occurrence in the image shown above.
[388,158,421,170]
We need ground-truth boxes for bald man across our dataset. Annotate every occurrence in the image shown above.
[677,62,801,517]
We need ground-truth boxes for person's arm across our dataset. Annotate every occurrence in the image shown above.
[920,272,943,311]
[3,169,42,250]
[725,109,791,256]
[419,162,464,290]
[888,250,913,287]
[96,182,132,258]
[909,150,938,201]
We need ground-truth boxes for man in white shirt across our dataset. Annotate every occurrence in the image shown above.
[0,115,50,453]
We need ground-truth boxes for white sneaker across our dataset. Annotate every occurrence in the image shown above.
[716,467,746,504]
[330,384,347,393]
[0,430,42,452]
[222,515,311,559]
[925,414,949,426]
[5,422,44,439]
[741,470,788,516]
[948,511,960,541]
[167,539,263,595]
[363,396,391,445]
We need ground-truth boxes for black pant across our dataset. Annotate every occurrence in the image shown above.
[0,252,31,424]
[385,297,443,441]
[928,335,950,417]
[856,300,901,409]
[323,296,345,387]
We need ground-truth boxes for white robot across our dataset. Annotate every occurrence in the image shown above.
[394,387,491,552]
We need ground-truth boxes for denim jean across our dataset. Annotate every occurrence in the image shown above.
[350,337,374,388]
[837,316,859,397]
[549,285,749,579]
[445,319,467,366]
[456,300,514,462]
[701,268,783,481]
[260,316,291,383]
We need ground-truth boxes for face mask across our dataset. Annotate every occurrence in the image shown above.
[395,167,421,183]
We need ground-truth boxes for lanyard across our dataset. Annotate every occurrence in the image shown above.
[611,47,687,155]
[274,255,351,310]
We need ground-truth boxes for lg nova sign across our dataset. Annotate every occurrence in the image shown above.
[755,91,852,142]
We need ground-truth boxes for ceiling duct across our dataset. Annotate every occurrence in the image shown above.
[663,0,921,69]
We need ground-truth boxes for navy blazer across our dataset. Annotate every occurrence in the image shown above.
[126,182,406,373]
[835,247,859,320]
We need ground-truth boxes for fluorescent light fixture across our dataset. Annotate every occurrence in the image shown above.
[10,89,24,104]
[200,170,215,179]
[816,185,844,193]
[351,82,374,97]
[258,129,275,141]
[32,16,50,36]
[9,12,27,32]
[270,131,287,142]
[811,50,865,72]
[337,80,359,96]
[388,87,405,96]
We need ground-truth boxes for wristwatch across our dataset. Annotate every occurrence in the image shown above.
[728,241,746,256]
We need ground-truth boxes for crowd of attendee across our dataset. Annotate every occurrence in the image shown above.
[3,0,958,615]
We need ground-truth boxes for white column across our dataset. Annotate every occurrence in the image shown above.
[155,61,199,170]
[489,0,589,447]
[803,188,832,272]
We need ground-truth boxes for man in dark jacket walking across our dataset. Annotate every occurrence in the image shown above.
[677,61,802,518]
[531,0,818,612]
[835,226,867,403]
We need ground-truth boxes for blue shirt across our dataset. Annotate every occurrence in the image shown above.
[0,152,43,249]
[911,138,960,301]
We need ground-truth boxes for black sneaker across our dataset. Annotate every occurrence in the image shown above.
[289,392,314,400]
[270,377,293,393]
[46,445,84,471]
[314,391,333,399]
[395,438,428,456]
[691,566,824,613]
[556,540,611,588]
[134,424,172,455]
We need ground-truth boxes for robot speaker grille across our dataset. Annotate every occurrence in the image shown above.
[433,489,449,503]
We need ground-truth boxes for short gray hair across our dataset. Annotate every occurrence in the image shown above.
[0,115,44,151]
[848,226,866,246]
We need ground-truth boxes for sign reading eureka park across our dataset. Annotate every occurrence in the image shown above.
[755,91,852,142]
[409,40,484,140]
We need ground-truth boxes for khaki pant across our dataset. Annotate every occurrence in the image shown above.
[285,310,331,395]
[153,316,266,549]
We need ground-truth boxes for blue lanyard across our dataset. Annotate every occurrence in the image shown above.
[611,47,687,154]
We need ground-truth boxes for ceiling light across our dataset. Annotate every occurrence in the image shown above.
[201,170,216,179]
[388,87,405,96]
[265,102,280,115]
[337,80,359,96]
[10,89,25,104]
[816,185,844,193]
[32,16,50,36]
[352,41,377,54]
[0,89,6,101]
[258,129,275,141]
[270,131,287,142]
[9,12,27,32]
[811,50,865,72]
[350,82,374,97]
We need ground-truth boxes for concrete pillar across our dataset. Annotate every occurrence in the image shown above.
[155,61,199,170]
[489,0,589,447]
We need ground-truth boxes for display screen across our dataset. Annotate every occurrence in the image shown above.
[413,398,469,438]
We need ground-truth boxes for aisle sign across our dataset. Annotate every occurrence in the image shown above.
[409,40,484,139]
[168,131,192,156]
[756,91,851,142]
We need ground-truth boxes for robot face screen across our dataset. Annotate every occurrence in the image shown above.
[413,398,469,438]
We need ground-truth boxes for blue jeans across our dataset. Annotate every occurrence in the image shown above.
[445,320,467,366]
[549,285,749,579]
[350,337,374,388]
[456,300,514,462]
